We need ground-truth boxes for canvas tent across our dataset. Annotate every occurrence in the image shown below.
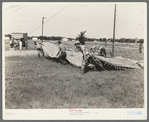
[41,42,142,70]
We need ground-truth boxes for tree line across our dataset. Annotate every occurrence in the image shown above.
[5,34,144,43]
[31,36,144,43]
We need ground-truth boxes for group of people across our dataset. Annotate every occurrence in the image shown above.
[10,38,28,50]
[55,40,107,74]
[35,39,107,74]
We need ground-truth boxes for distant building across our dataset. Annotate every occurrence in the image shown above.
[62,38,69,42]
[32,37,38,41]
[94,40,97,42]
[11,32,28,40]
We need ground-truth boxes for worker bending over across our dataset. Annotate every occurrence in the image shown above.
[74,40,93,74]
[56,40,66,59]
[98,47,107,57]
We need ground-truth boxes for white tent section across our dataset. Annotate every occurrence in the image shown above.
[41,42,142,69]
[32,37,38,41]
[62,38,69,42]
[41,42,82,67]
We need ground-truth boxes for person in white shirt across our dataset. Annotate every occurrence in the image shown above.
[19,41,22,50]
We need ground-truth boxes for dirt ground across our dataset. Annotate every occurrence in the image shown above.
[4,40,144,108]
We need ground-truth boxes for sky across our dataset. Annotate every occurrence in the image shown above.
[3,3,146,39]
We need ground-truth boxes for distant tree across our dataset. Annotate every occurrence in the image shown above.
[76,30,87,45]
[138,39,144,43]
[110,38,114,42]
[108,38,111,41]
[68,38,75,41]
[103,38,106,42]
[96,39,100,42]
[125,39,129,43]
[5,34,11,38]
[120,38,125,43]
[99,38,102,42]
[38,36,43,40]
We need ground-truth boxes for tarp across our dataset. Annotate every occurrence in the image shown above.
[42,42,58,58]
[66,51,83,67]
[41,42,141,70]
[42,42,82,67]
[93,55,140,69]
[90,55,140,70]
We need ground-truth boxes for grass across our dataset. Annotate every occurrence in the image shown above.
[5,40,144,109]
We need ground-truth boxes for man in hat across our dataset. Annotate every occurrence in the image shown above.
[34,41,42,50]
[56,40,66,59]
[74,40,94,74]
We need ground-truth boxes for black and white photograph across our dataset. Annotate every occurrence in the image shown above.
[2,2,147,120]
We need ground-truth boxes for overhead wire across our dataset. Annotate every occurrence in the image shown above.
[4,4,28,17]
[4,4,20,11]
[29,4,69,35]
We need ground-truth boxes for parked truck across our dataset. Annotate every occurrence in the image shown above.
[11,32,28,49]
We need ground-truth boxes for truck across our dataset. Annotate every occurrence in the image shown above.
[11,32,28,49]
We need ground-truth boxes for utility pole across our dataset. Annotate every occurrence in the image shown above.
[112,4,116,57]
[42,17,46,43]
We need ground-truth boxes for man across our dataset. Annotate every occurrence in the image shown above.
[34,41,42,50]
[74,40,93,74]
[90,46,96,53]
[34,41,44,58]
[10,38,14,48]
[19,40,22,50]
[139,42,143,53]
[56,40,66,59]
[21,38,25,48]
[98,46,107,57]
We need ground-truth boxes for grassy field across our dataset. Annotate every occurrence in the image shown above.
[5,40,144,108]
